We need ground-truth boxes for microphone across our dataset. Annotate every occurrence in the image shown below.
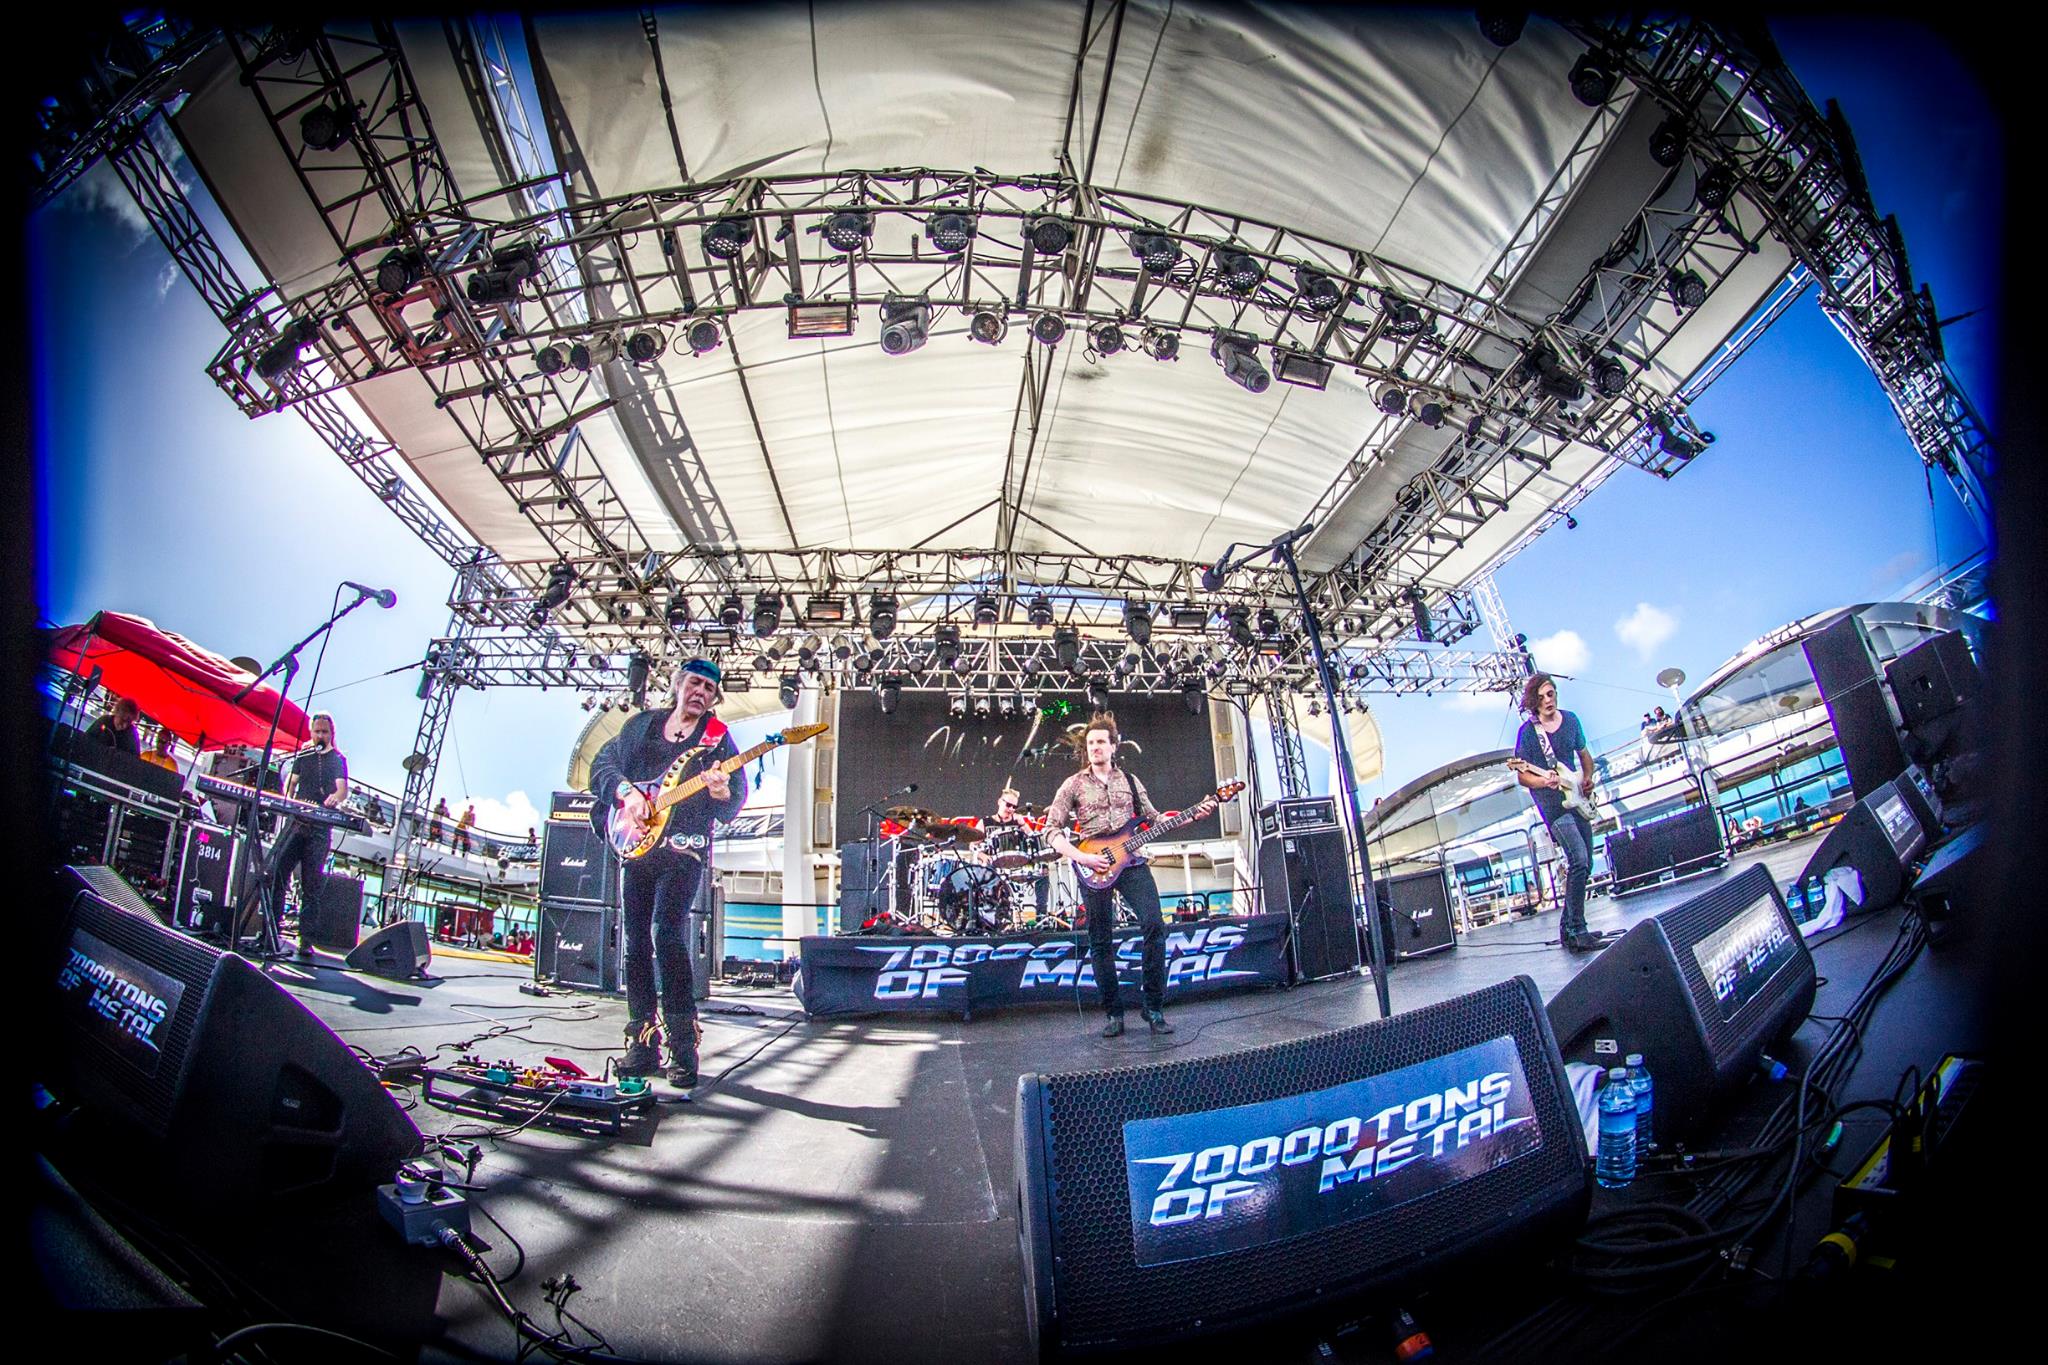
[1200,557,1233,593]
[891,783,920,796]
[344,581,398,609]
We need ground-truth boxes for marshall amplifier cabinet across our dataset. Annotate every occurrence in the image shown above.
[1372,867,1458,961]
[542,790,616,906]
[537,903,620,993]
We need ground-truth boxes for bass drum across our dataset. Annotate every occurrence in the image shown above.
[930,860,1008,934]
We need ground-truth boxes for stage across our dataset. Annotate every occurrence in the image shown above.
[31,834,1960,1363]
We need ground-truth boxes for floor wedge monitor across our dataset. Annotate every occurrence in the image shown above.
[1546,863,1815,1144]
[1015,975,1589,1355]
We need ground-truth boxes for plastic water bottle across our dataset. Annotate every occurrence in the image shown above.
[1596,1067,1637,1189]
[1625,1052,1655,1152]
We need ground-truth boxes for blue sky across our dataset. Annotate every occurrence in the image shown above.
[31,16,1999,831]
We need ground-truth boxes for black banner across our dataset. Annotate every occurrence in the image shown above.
[794,914,1291,1017]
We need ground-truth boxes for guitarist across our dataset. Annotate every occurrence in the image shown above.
[1043,713,1175,1037]
[1512,674,1615,953]
[588,658,747,1087]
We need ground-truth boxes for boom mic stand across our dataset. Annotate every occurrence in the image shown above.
[1210,523,1392,1019]
[227,591,383,964]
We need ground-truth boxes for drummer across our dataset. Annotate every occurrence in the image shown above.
[991,785,1052,917]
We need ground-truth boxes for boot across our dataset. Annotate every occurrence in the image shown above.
[619,1018,662,1078]
[663,1013,701,1088]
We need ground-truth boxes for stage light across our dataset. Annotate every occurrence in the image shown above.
[753,650,776,672]
[1649,115,1688,169]
[1590,355,1629,396]
[1376,383,1408,416]
[1169,604,1208,630]
[795,633,823,664]
[718,594,744,628]
[539,562,576,612]
[569,334,618,372]
[869,592,898,638]
[466,270,520,305]
[1695,162,1736,210]
[1031,312,1066,346]
[964,593,997,626]
[1226,604,1255,648]
[300,101,355,151]
[851,646,876,675]
[1212,333,1270,393]
[627,650,651,706]
[1477,10,1526,46]
[878,295,931,356]
[1130,230,1181,274]
[1028,216,1073,253]
[996,693,1016,720]
[1140,327,1180,361]
[701,215,750,260]
[877,675,902,714]
[926,211,975,254]
[788,302,857,338]
[1274,351,1332,390]
[626,329,667,364]
[254,317,322,380]
[1087,679,1111,712]
[664,594,691,629]
[969,310,1009,344]
[1181,679,1206,716]
[820,211,871,253]
[752,592,782,637]
[934,623,961,667]
[1294,265,1345,315]
[535,344,567,376]
[1257,607,1281,639]
[375,248,422,295]
[1569,51,1619,106]
[1053,626,1080,669]
[1216,248,1264,294]
[1027,594,1055,628]
[1114,650,1139,675]
[686,319,722,354]
[1089,322,1126,356]
[1408,584,1435,642]
[949,693,968,719]
[780,673,802,709]
[974,695,993,720]
[1667,267,1707,312]
[1380,294,1430,336]
[1565,513,1579,530]
[1409,392,1447,427]
[1123,600,1152,645]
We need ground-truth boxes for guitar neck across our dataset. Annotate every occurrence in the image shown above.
[1122,799,1214,853]
[652,737,776,813]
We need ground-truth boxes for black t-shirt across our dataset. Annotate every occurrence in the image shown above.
[87,715,140,755]
[1515,710,1587,827]
[289,746,349,807]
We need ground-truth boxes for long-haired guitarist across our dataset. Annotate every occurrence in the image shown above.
[1042,712,1176,1038]
[587,657,747,1087]
[1512,673,1613,953]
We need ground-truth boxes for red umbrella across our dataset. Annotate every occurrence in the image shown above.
[48,611,313,752]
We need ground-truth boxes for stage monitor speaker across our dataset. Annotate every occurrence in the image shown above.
[1794,775,1928,916]
[1258,812,1363,981]
[67,862,159,921]
[1546,863,1815,1144]
[1371,868,1457,961]
[343,920,431,980]
[1884,630,1979,726]
[1015,976,1589,1355]
[537,902,620,993]
[1804,616,1910,799]
[48,870,421,1196]
[304,875,364,952]
[1606,805,1724,895]
[540,811,616,905]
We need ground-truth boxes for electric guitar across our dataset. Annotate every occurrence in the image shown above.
[1506,757,1602,820]
[607,723,829,859]
[1070,781,1245,891]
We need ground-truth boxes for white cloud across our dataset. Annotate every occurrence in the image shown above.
[65,161,152,238]
[1529,629,1590,676]
[1614,602,1679,661]
[452,789,546,841]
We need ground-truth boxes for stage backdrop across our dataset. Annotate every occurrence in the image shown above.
[832,691,1222,844]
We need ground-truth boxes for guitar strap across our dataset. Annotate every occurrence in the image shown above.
[1533,720,1563,772]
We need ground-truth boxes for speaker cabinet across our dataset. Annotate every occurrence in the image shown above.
[1606,805,1725,895]
[1372,867,1457,960]
[537,902,620,993]
[173,823,237,933]
[304,875,364,952]
[1258,808,1362,981]
[1015,976,1589,1355]
[1884,630,1979,725]
[1804,616,1910,799]
[1546,864,1815,1143]
[1795,775,1928,915]
[343,920,431,980]
[540,812,617,905]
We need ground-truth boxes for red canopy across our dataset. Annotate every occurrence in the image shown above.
[48,611,313,752]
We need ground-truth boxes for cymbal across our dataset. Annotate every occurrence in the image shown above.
[885,805,938,824]
[917,820,984,844]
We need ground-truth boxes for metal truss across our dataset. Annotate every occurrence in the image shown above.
[29,13,212,207]
[386,590,487,914]
[1564,16,1994,536]
[1265,689,1310,799]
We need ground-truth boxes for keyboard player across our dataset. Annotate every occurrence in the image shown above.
[268,712,350,958]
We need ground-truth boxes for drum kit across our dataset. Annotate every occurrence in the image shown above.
[879,804,1073,935]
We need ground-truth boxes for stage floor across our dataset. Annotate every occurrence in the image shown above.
[261,834,1988,1363]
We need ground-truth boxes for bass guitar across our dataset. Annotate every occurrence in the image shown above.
[1070,781,1245,892]
[607,723,829,859]
[1506,757,1603,821]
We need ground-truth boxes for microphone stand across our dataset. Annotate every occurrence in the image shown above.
[1232,526,1392,1019]
[852,785,917,932]
[228,591,382,964]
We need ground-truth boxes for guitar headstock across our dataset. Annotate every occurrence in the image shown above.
[768,722,831,745]
[1215,780,1246,802]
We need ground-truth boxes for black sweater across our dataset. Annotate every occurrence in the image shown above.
[588,708,748,844]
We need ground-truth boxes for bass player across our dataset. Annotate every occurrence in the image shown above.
[1042,712,1176,1038]
[1511,673,1617,953]
[589,658,747,1088]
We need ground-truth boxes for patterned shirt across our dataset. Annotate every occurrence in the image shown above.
[1044,766,1162,838]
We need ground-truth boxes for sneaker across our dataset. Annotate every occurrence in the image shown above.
[1101,1015,1126,1038]
[1143,1009,1175,1035]
[618,1019,662,1078]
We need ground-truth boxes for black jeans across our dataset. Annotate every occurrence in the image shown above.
[1081,862,1166,1016]
[1547,810,1594,938]
[267,823,331,933]
[621,851,703,1057]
